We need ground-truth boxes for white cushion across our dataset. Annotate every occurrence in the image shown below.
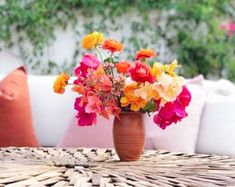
[215,79,235,95]
[196,93,235,156]
[28,76,77,146]
[204,79,235,96]
[144,82,205,153]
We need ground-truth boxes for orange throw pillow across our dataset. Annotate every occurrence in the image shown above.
[0,67,39,147]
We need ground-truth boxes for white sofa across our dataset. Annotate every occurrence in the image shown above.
[1,73,235,155]
[1,52,235,156]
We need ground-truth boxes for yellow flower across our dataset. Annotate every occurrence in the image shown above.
[53,73,70,94]
[82,31,104,49]
[152,60,179,78]
[120,83,147,111]
[164,59,179,77]
[156,73,184,105]
[134,82,160,102]
[151,62,164,77]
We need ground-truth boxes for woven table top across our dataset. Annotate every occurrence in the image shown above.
[0,147,235,186]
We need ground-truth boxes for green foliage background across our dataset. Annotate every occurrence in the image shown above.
[0,0,235,80]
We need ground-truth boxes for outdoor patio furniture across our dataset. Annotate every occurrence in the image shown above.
[0,147,235,186]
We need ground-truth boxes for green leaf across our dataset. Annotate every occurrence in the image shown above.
[143,100,156,112]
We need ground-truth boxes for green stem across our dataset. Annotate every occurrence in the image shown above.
[111,67,114,77]
[110,52,113,62]
[110,52,114,77]
[95,46,103,62]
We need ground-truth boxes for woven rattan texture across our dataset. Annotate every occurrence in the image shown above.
[0,147,235,186]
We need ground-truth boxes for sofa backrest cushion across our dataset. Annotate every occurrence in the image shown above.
[204,79,235,95]
[196,93,235,156]
[28,76,77,146]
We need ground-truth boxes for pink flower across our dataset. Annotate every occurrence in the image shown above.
[85,95,102,113]
[153,102,187,129]
[100,75,112,91]
[177,86,191,107]
[154,86,191,129]
[74,66,87,78]
[74,97,97,126]
[81,53,100,69]
[74,54,100,79]
[73,78,82,85]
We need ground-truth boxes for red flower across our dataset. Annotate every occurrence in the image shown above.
[129,61,155,83]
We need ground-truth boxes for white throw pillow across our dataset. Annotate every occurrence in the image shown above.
[145,80,205,153]
[196,93,235,156]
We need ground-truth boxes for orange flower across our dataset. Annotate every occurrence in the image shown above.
[72,85,85,94]
[82,31,104,50]
[135,49,157,60]
[102,39,123,53]
[53,73,70,94]
[120,83,147,111]
[115,61,131,74]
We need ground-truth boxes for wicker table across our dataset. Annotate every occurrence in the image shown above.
[0,147,235,186]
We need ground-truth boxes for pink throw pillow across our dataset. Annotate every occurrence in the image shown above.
[58,116,114,148]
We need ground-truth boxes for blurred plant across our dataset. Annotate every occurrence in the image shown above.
[221,20,235,37]
[156,0,235,81]
[0,0,234,80]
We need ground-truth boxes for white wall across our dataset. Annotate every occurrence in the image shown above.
[0,10,175,75]
[0,51,24,74]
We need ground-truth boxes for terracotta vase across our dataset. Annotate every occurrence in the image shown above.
[113,112,145,161]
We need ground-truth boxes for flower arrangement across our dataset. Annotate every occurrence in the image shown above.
[54,31,191,129]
